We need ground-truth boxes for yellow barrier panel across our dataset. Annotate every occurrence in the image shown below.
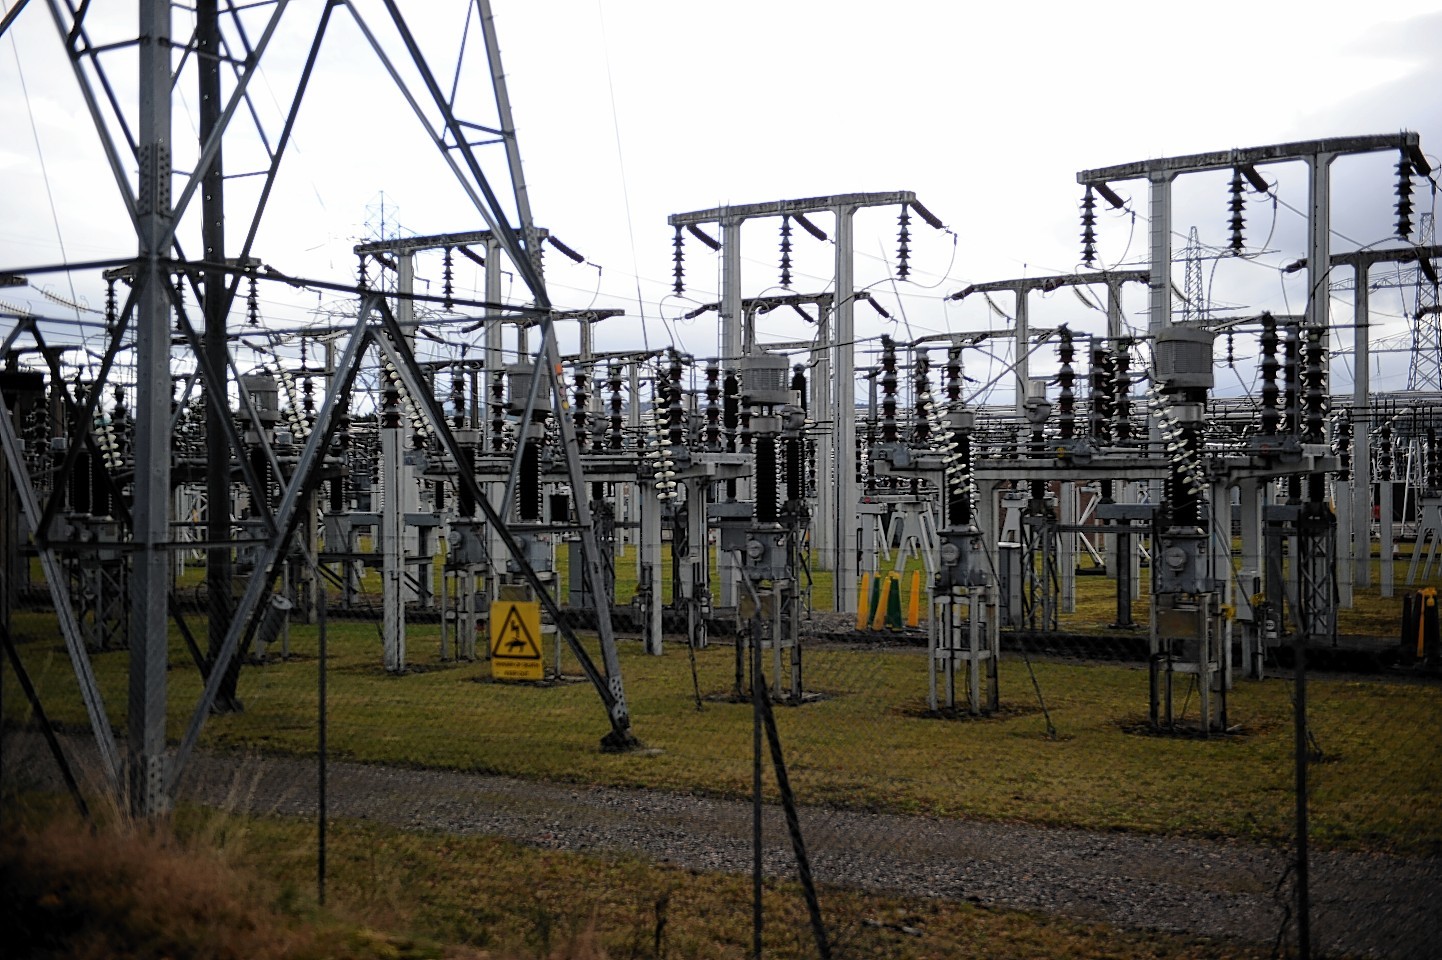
[871,573,894,631]
[1419,587,1436,660]
[856,572,873,631]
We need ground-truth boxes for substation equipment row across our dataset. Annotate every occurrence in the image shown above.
[3,135,1439,739]
[7,305,1442,732]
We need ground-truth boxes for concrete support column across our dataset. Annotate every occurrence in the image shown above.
[811,311,834,568]
[640,479,663,655]
[1352,265,1372,588]
[381,421,407,673]
[720,219,742,364]
[717,535,737,609]
[1147,173,1173,335]
[833,205,859,612]
[685,476,710,609]
[484,236,504,373]
[1059,481,1076,613]
[1236,478,1263,677]
[1380,479,1395,598]
[1306,153,1335,511]
[1336,490,1353,607]
[1212,480,1234,691]
[1145,173,1174,511]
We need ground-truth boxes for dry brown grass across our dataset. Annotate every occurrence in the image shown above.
[1,807,313,959]
[0,794,1273,960]
[0,800,615,960]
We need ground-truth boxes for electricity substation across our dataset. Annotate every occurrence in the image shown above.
[0,3,1439,830]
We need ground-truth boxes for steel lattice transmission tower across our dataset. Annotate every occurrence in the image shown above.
[1181,226,1207,324]
[1409,213,1441,391]
[0,0,636,818]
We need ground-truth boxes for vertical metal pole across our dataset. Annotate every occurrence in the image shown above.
[686,476,709,649]
[1352,265,1372,588]
[1380,477,1394,597]
[130,0,174,817]
[1294,533,1313,960]
[1113,526,1133,628]
[1013,291,1030,418]
[199,0,234,700]
[750,598,764,960]
[1059,481,1076,613]
[968,593,982,713]
[1335,492,1353,607]
[316,567,327,906]
[926,596,939,710]
[833,205,858,612]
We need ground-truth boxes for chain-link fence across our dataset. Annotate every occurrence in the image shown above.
[4,481,1440,958]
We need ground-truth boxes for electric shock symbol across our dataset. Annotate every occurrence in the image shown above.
[489,600,544,680]
[495,606,541,659]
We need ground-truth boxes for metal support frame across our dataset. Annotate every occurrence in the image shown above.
[373,308,636,745]
[1,0,643,814]
[0,381,122,790]
[1020,509,1059,633]
[950,270,1148,417]
[928,585,998,715]
[669,192,923,614]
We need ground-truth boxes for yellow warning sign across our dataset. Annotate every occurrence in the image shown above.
[489,600,544,681]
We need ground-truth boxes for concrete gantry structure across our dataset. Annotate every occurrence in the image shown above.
[668,192,945,612]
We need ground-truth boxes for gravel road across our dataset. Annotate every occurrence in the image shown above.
[7,731,1438,958]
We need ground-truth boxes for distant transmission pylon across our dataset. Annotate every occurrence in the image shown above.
[1408,212,1440,391]
[1181,226,1207,324]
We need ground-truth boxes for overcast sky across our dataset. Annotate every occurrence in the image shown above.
[2,1,1439,403]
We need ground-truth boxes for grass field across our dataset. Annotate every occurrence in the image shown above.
[5,544,1439,958]
[1,794,1278,960]
[5,593,1438,854]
